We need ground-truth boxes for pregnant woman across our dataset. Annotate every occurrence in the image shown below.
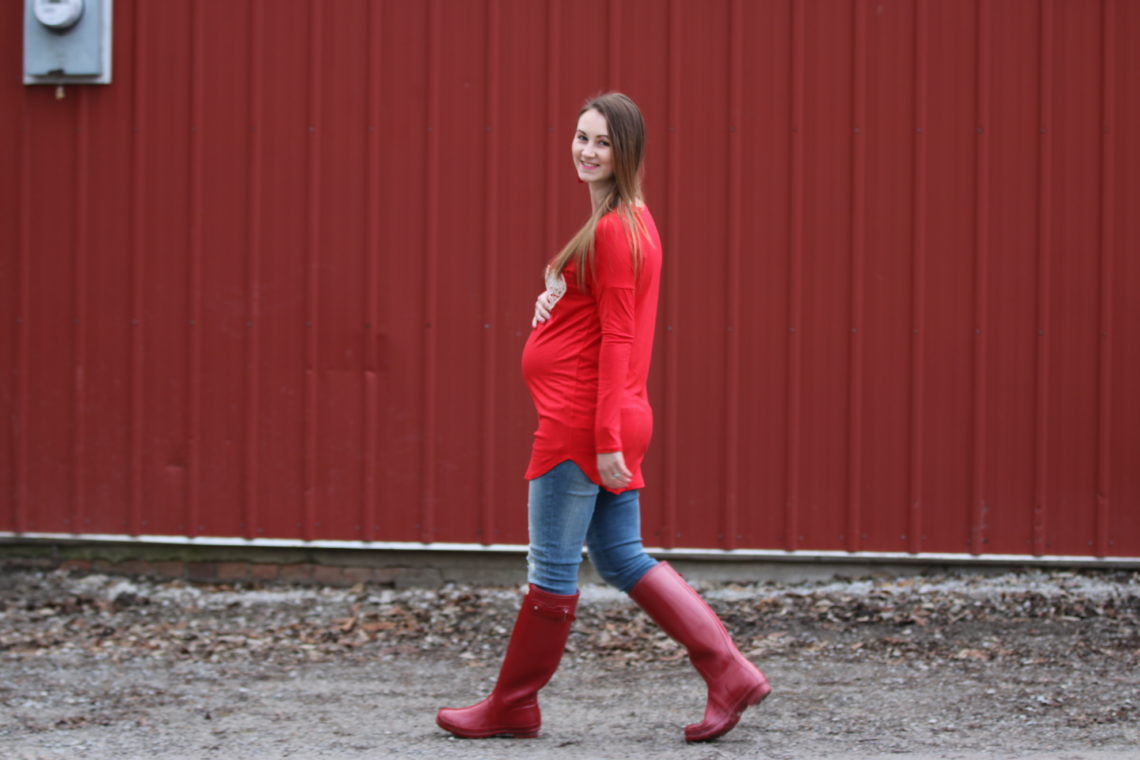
[436,92,769,743]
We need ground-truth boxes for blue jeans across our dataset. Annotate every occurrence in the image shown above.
[527,460,658,595]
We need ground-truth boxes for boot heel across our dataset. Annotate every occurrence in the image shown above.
[743,679,771,708]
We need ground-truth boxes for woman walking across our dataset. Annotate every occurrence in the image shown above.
[436,92,769,743]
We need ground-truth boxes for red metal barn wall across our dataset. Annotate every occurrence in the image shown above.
[1,1,1137,560]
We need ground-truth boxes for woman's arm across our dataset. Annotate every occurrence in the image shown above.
[593,214,637,488]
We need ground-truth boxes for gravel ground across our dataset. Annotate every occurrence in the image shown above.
[1,567,1137,759]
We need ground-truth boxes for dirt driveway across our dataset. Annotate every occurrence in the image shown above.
[1,567,1137,759]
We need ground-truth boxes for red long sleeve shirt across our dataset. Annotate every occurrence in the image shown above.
[521,206,662,492]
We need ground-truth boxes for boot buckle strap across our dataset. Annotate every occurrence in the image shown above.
[530,603,576,622]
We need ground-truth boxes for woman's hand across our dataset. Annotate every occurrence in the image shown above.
[531,290,557,327]
[597,451,632,490]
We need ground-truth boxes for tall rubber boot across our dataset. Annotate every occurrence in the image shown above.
[629,562,770,742]
[436,584,578,739]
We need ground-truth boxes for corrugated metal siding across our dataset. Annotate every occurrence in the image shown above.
[1,0,1137,558]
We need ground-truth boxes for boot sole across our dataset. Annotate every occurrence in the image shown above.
[436,715,539,739]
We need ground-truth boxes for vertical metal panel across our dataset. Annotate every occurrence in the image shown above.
[543,0,561,262]
[186,0,204,538]
[661,0,680,549]
[302,0,322,541]
[314,1,369,542]
[435,0,492,545]
[923,2,977,553]
[784,0,806,552]
[25,86,81,534]
[1035,0,1055,556]
[1096,0,1115,557]
[81,11,132,535]
[1049,2,1102,556]
[178,1,250,539]
[244,0,263,539]
[71,90,90,534]
[1,0,1136,559]
[722,0,742,551]
[800,3,853,549]
[735,0,790,551]
[970,0,991,554]
[480,0,501,545]
[1108,0,1139,556]
[127,0,146,536]
[909,0,929,554]
[986,0,1039,555]
[491,0,552,547]
[847,0,867,553]
[363,1,383,541]
[662,0,750,546]
[136,0,194,537]
[863,0,915,553]
[258,2,312,541]
[671,0,733,549]
[373,0,428,544]
[13,93,32,534]
[420,0,440,543]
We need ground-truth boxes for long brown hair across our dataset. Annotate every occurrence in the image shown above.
[549,92,648,287]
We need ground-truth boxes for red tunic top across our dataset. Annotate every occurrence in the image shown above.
[522,206,662,492]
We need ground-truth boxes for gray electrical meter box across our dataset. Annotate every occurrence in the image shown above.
[24,0,113,85]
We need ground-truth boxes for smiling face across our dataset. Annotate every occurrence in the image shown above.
[572,108,614,186]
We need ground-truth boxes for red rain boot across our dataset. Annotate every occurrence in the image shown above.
[436,584,578,739]
[630,562,770,742]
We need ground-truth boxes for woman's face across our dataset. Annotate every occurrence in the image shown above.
[572,108,614,185]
